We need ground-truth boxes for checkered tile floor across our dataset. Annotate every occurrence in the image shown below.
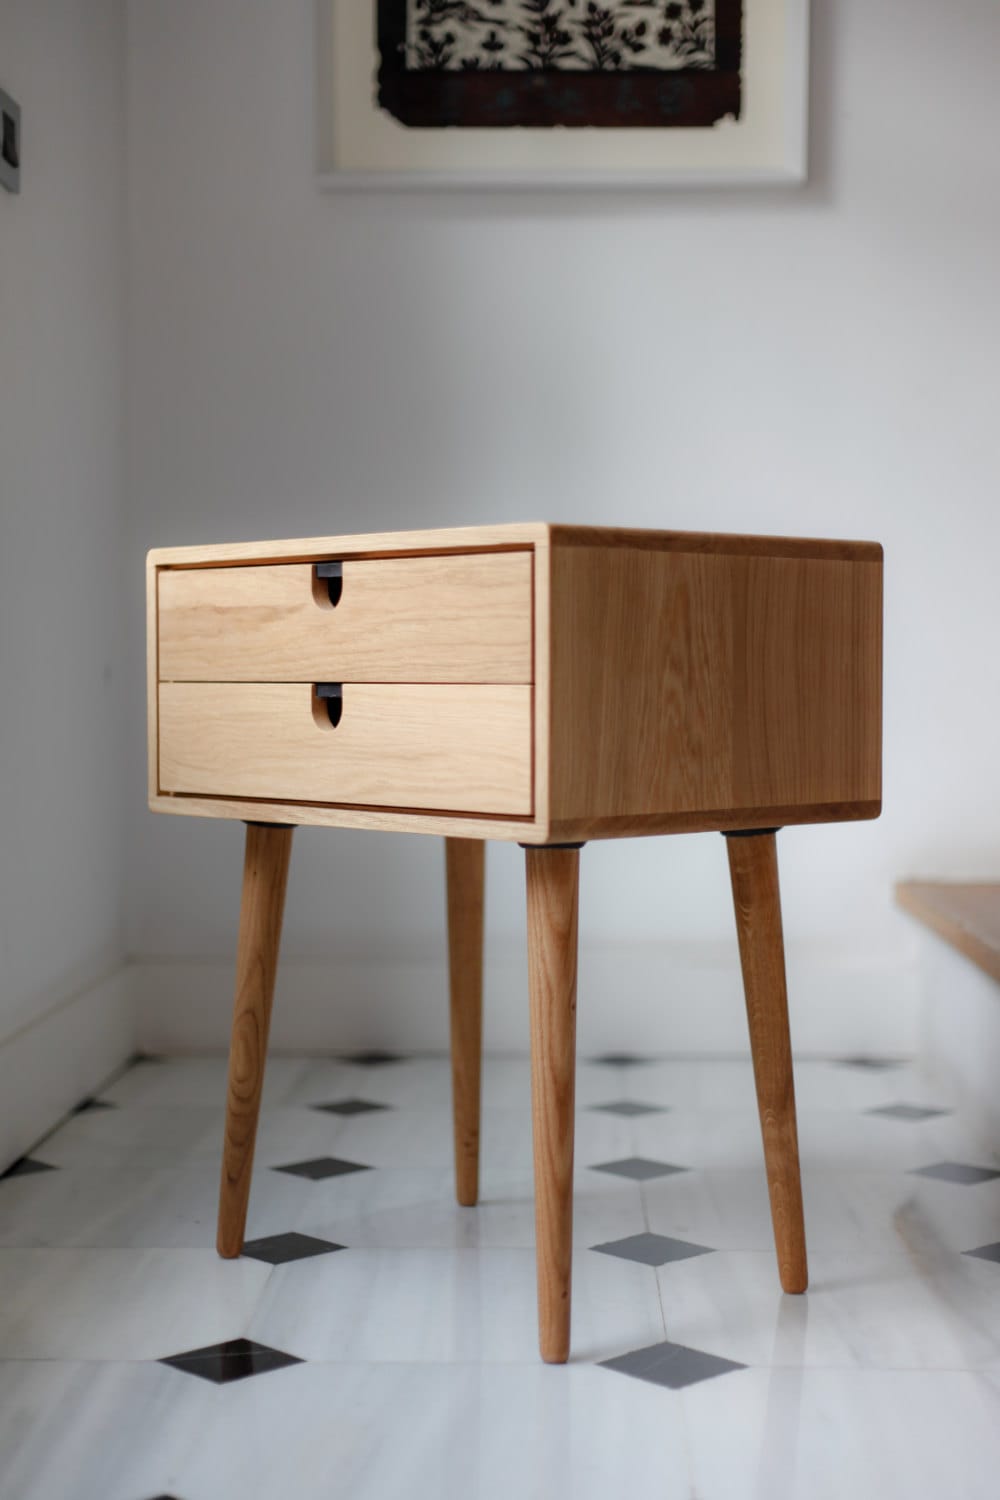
[3,1052,1000,1498]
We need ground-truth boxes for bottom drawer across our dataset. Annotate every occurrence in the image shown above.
[158,682,533,815]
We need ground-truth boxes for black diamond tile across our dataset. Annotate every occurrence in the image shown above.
[590,1100,668,1118]
[911,1161,1000,1186]
[342,1050,405,1066]
[965,1242,1000,1266]
[591,1231,713,1267]
[242,1232,345,1264]
[590,1157,688,1182]
[161,1337,302,1384]
[600,1338,745,1389]
[836,1056,903,1071]
[72,1097,116,1114]
[867,1103,951,1121]
[1,1157,57,1180]
[591,1052,650,1067]
[310,1098,390,1117]
[964,1242,1000,1263]
[272,1156,372,1181]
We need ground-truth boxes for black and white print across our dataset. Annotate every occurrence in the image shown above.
[404,1,717,73]
[377,0,742,128]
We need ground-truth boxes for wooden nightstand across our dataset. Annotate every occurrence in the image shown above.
[147,523,883,1363]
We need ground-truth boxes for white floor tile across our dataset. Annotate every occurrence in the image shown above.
[5,1050,1000,1500]
[683,1365,1000,1500]
[6,1355,1000,1500]
[644,1164,1000,1257]
[101,1054,310,1108]
[303,1167,646,1251]
[248,1247,665,1364]
[0,1248,271,1359]
[0,1360,212,1500]
[37,1104,224,1169]
[176,1362,692,1500]
[655,1245,1000,1371]
[632,1104,957,1173]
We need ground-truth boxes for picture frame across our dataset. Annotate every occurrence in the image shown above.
[316,0,809,190]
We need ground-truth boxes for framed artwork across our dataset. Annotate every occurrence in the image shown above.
[317,1,809,188]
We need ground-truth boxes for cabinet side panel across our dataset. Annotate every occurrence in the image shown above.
[549,548,736,823]
[733,556,882,810]
[549,547,882,830]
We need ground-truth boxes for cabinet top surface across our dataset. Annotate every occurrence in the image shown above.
[148,523,883,569]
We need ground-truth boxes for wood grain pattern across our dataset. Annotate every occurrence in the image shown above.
[546,800,882,843]
[146,551,159,805]
[147,521,879,572]
[525,846,580,1363]
[547,546,882,838]
[150,789,544,843]
[445,838,485,1206]
[149,524,882,841]
[532,536,550,834]
[217,823,293,1258]
[733,556,883,810]
[158,552,532,685]
[159,682,532,816]
[726,832,807,1294]
[549,524,882,562]
[148,523,548,569]
[896,881,1000,986]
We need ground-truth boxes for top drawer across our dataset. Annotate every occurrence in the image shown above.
[157,550,533,683]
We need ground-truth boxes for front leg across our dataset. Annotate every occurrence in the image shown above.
[524,844,581,1363]
[217,822,294,1258]
[725,829,808,1293]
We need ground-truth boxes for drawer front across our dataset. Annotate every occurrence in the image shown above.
[158,551,532,684]
[159,682,532,815]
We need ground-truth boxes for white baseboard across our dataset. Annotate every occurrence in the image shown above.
[0,966,135,1173]
[134,939,919,1059]
[919,937,1000,1152]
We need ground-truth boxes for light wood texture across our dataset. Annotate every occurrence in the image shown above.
[896,881,1000,986]
[159,682,532,816]
[147,521,879,572]
[158,552,532,684]
[146,551,159,805]
[148,522,548,569]
[150,790,543,842]
[726,832,808,1294]
[149,524,883,840]
[525,846,580,1363]
[217,823,293,1258]
[532,534,552,835]
[546,546,882,841]
[445,838,485,1206]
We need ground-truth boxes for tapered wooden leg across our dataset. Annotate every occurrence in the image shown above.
[525,846,580,1364]
[445,837,485,1207]
[217,822,294,1258]
[725,831,808,1294]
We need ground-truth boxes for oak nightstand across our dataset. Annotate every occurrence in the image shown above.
[147,523,883,1363]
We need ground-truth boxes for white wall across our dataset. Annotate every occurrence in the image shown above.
[125,0,1000,1055]
[0,0,132,1163]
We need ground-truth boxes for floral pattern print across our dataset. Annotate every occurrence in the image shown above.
[404,0,717,72]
